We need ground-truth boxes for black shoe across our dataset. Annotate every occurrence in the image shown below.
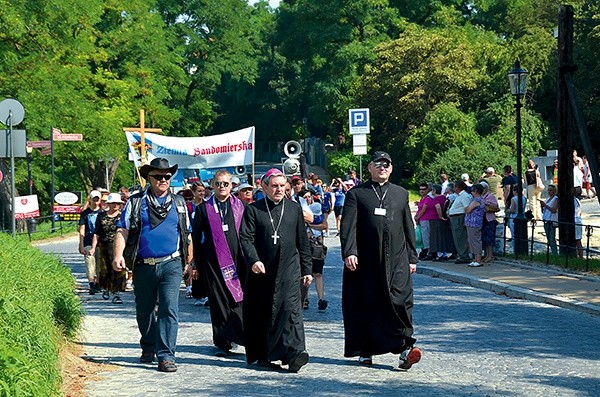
[423,255,435,261]
[358,356,373,365]
[140,352,155,363]
[102,290,110,300]
[88,288,96,295]
[215,342,234,357]
[448,254,458,260]
[432,256,442,262]
[288,351,309,373]
[158,361,177,372]
[418,249,428,260]
[318,299,328,311]
[112,295,123,304]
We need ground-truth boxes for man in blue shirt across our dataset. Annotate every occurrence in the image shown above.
[113,158,193,373]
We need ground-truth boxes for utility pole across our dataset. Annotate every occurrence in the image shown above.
[557,5,575,255]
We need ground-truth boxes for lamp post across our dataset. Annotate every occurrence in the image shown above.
[508,59,529,256]
[26,146,33,195]
[25,145,37,234]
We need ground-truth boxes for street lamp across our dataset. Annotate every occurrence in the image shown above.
[25,145,37,234]
[508,59,529,256]
[26,145,33,195]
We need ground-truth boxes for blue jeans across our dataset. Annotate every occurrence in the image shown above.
[133,258,182,363]
[543,221,558,255]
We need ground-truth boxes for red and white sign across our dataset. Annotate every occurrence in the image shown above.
[54,133,83,141]
[53,205,82,214]
[53,127,83,141]
[27,140,51,148]
[15,195,40,219]
[53,191,83,214]
[41,147,52,156]
[0,170,3,183]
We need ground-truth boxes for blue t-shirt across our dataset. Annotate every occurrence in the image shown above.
[79,208,101,246]
[321,192,332,212]
[333,189,345,207]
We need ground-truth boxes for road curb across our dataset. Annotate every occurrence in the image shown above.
[418,264,600,317]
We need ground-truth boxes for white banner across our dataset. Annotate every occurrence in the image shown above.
[125,127,255,169]
[15,195,40,219]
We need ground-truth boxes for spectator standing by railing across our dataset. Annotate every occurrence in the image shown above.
[540,184,559,255]
[525,159,543,220]
[447,181,472,264]
[464,184,486,267]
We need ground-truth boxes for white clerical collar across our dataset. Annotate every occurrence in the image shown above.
[372,180,389,186]
[266,196,283,206]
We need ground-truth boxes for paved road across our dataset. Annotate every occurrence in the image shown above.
[37,236,600,396]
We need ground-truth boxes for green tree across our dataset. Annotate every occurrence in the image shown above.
[0,0,183,222]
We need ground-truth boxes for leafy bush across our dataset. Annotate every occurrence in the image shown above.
[0,234,82,397]
[326,149,365,181]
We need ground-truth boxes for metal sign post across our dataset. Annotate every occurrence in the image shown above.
[349,108,370,180]
[0,98,25,237]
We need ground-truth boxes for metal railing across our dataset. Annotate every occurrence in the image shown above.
[498,217,599,272]
[1,215,77,241]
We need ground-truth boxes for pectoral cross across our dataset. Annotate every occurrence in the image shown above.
[271,233,280,245]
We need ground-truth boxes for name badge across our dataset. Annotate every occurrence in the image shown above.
[222,224,229,232]
[374,208,387,216]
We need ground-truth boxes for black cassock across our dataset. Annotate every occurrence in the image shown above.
[239,197,312,364]
[340,180,418,357]
[192,199,247,350]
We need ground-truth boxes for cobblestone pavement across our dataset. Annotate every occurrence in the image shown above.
[38,236,600,397]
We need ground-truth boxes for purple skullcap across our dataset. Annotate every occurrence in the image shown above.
[261,168,284,183]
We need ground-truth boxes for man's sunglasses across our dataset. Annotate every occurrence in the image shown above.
[149,174,172,181]
[213,181,230,188]
[374,162,391,169]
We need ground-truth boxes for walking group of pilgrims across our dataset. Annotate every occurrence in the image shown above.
[79,152,422,373]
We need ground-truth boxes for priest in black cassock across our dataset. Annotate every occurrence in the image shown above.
[192,170,247,355]
[239,168,313,373]
[340,151,422,370]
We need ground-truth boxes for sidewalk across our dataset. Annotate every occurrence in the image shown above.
[417,257,600,316]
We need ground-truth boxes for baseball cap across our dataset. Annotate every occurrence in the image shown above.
[89,190,101,199]
[461,173,470,181]
[235,183,253,193]
[370,151,392,163]
[231,176,240,185]
[106,193,124,204]
[291,175,303,183]
[485,167,495,174]
[479,181,489,189]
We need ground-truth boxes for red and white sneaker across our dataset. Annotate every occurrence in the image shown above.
[398,347,421,370]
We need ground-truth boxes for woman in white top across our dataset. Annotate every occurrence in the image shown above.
[540,184,559,255]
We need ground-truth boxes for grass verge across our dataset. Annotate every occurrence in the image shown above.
[0,233,83,397]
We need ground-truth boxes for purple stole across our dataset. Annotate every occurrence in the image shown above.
[206,195,245,302]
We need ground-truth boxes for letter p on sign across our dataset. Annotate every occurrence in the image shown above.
[348,108,370,135]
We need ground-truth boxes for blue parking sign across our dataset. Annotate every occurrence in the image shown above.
[349,108,370,134]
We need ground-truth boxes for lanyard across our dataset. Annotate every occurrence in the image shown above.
[371,184,388,208]
[214,199,229,224]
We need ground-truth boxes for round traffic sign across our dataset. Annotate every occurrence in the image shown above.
[0,98,25,126]
[0,170,3,182]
